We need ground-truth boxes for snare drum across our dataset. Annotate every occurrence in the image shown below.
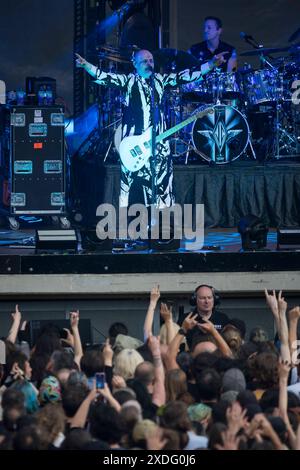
[242,69,282,106]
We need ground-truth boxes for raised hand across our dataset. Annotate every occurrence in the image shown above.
[182,312,198,332]
[112,375,126,390]
[150,285,160,304]
[198,318,215,334]
[160,302,172,323]
[289,306,300,322]
[11,363,25,381]
[70,310,79,329]
[213,51,229,67]
[264,289,279,317]
[103,338,113,365]
[75,53,87,68]
[278,291,287,314]
[11,304,21,323]
[226,401,248,435]
[61,328,74,348]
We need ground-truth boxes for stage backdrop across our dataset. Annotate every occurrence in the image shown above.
[0,0,74,114]
[1,1,299,116]
[170,0,300,70]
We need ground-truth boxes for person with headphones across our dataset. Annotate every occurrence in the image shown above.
[178,285,230,351]
[75,49,227,210]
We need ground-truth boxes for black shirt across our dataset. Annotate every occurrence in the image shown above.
[178,309,230,351]
[189,40,236,72]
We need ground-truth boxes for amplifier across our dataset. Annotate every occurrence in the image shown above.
[10,106,65,215]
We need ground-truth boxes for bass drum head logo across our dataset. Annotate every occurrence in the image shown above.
[192,104,249,163]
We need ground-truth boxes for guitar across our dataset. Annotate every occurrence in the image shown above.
[119,107,214,172]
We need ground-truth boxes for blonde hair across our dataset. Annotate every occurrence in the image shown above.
[159,322,180,345]
[113,349,144,381]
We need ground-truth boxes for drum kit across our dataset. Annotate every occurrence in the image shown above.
[96,36,300,165]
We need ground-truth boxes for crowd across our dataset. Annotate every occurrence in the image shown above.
[0,286,300,451]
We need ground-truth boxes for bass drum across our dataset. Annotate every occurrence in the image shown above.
[192,104,249,164]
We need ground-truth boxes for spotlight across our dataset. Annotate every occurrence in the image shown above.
[238,215,269,251]
[108,0,128,10]
[35,230,78,254]
[277,227,300,250]
[80,228,113,252]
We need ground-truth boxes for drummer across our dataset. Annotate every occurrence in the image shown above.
[189,16,237,73]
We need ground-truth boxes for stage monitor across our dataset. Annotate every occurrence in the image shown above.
[277,228,300,250]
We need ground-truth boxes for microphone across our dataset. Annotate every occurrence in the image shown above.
[240,32,254,41]
[240,32,261,49]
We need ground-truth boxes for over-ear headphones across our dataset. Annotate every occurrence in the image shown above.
[189,284,220,307]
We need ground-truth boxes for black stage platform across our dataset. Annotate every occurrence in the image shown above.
[0,228,299,275]
[0,161,299,276]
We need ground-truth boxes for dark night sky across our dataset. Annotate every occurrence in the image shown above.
[1,0,299,115]
[0,0,73,113]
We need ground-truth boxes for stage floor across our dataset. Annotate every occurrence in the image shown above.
[0,226,299,276]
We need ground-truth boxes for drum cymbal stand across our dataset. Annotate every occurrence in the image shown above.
[247,135,257,160]
[273,99,298,158]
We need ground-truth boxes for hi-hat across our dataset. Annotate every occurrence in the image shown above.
[289,27,300,43]
[153,48,199,72]
[289,42,300,54]
[240,46,290,56]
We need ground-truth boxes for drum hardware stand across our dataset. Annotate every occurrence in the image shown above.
[247,135,257,160]
[273,100,299,159]
[184,139,197,164]
[104,140,113,163]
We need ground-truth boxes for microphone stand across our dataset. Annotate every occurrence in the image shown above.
[149,73,157,208]
[243,36,262,50]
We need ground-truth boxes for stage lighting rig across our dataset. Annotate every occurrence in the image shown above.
[238,215,269,251]
[108,0,147,12]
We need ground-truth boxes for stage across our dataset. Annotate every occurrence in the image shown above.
[0,225,299,300]
[0,159,300,297]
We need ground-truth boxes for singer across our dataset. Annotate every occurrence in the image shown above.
[76,49,226,208]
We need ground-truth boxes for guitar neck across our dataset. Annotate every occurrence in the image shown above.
[157,109,208,143]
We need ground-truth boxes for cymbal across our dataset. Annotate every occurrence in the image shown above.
[98,53,130,64]
[289,27,300,43]
[289,42,300,54]
[119,44,140,54]
[240,46,290,56]
[153,48,199,72]
[98,44,139,61]
[99,44,120,54]
[98,45,131,63]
